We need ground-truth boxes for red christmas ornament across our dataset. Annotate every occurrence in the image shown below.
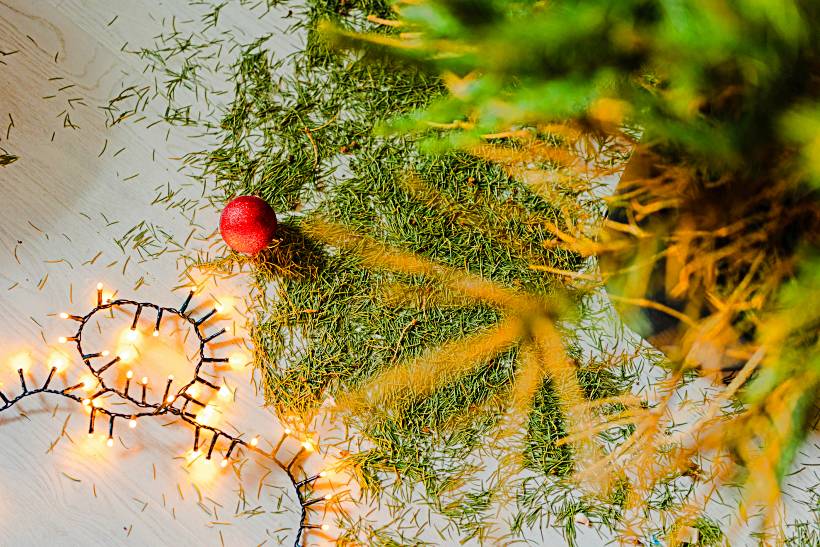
[219,196,278,254]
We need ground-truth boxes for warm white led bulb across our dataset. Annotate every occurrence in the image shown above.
[48,352,68,373]
[9,352,32,373]
[129,419,137,429]
[118,346,137,363]
[227,351,248,370]
[214,297,234,316]
[196,404,219,426]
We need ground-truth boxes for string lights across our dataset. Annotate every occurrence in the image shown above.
[0,284,333,546]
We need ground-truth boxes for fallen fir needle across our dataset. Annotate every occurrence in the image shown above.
[61,472,82,483]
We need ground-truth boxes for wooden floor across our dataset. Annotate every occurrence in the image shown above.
[0,1,334,545]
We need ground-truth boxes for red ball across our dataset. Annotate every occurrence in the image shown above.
[219,196,277,254]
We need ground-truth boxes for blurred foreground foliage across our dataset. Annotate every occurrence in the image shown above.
[328,0,820,543]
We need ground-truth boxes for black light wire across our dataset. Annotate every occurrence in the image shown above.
[0,291,331,546]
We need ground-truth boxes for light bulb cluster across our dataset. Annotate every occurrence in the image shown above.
[0,284,335,545]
